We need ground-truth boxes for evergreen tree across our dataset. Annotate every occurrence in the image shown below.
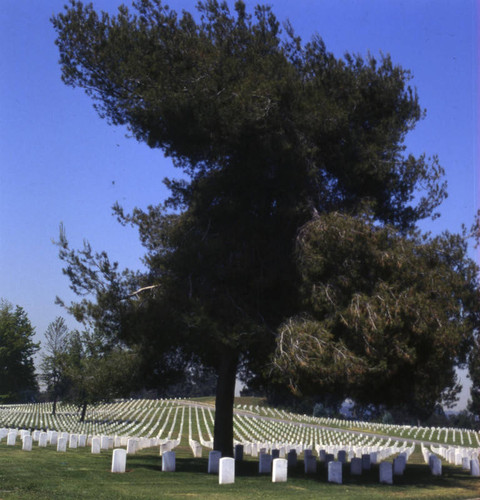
[272,212,479,420]
[59,328,139,422]
[0,300,39,402]
[51,0,478,454]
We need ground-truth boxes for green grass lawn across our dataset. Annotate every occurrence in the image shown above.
[0,443,479,500]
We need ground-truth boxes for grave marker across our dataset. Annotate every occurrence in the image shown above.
[111,449,127,473]
[379,462,393,484]
[234,444,244,461]
[22,435,33,451]
[272,458,288,483]
[304,455,317,474]
[328,461,342,484]
[287,449,297,468]
[7,432,16,446]
[91,437,101,454]
[162,451,176,472]
[57,437,67,452]
[471,458,480,477]
[39,432,48,447]
[259,453,273,474]
[351,457,362,475]
[393,455,406,475]
[208,451,222,474]
[219,457,235,484]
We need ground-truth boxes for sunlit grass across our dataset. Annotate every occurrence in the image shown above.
[0,443,478,500]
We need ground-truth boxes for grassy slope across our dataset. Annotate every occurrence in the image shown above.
[0,443,479,500]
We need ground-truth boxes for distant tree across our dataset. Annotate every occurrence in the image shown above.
[40,317,69,415]
[60,328,139,421]
[0,300,39,402]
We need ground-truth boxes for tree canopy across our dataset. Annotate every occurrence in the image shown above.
[52,0,479,455]
[0,300,39,403]
[56,328,140,421]
[272,212,478,419]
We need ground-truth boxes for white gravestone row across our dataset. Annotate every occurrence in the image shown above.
[427,443,480,476]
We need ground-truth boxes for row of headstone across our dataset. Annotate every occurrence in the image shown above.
[426,443,480,477]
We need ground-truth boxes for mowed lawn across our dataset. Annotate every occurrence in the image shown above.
[0,443,479,500]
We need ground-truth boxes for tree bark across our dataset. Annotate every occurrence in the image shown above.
[213,348,238,457]
[52,396,57,416]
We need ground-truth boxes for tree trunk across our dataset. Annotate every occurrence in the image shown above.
[52,396,57,416]
[213,349,238,457]
[80,401,88,422]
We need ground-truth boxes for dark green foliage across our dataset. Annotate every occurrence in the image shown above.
[51,0,478,451]
[273,212,480,419]
[52,328,140,421]
[0,300,39,402]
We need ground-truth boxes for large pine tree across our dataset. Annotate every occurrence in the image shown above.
[52,1,479,454]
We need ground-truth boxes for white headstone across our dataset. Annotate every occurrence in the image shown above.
[362,454,371,470]
[259,453,273,474]
[234,444,244,461]
[192,442,202,458]
[351,457,362,475]
[431,456,442,476]
[219,457,235,484]
[39,432,48,447]
[57,437,67,452]
[328,461,342,484]
[101,436,110,450]
[272,458,288,483]
[337,450,347,464]
[111,448,127,473]
[208,451,222,474]
[471,458,480,477]
[91,437,101,454]
[22,435,33,451]
[126,438,137,455]
[304,455,317,474]
[50,432,58,445]
[69,434,78,449]
[379,461,393,484]
[79,434,87,447]
[162,451,176,472]
[393,455,406,475]
[7,432,16,446]
[287,449,297,467]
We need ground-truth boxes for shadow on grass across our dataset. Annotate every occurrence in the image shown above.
[127,453,480,497]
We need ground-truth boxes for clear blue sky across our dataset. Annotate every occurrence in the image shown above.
[1,0,478,408]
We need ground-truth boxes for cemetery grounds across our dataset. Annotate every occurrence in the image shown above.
[0,397,479,499]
